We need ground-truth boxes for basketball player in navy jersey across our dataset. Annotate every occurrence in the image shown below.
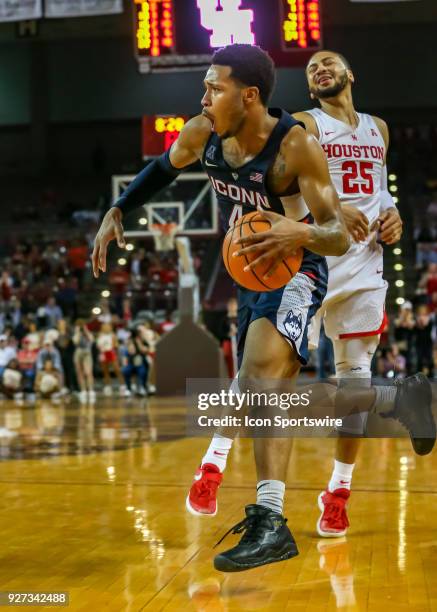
[93,44,350,571]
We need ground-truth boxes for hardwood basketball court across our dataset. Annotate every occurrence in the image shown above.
[0,396,436,611]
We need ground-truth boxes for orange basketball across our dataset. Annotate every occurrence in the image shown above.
[222,211,303,291]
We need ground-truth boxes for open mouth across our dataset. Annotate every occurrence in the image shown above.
[202,110,215,129]
[318,75,333,86]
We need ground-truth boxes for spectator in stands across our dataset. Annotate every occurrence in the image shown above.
[11,243,27,266]
[130,250,147,289]
[56,319,77,393]
[385,343,407,379]
[56,278,78,321]
[0,270,13,302]
[97,301,112,325]
[8,296,22,327]
[28,244,41,267]
[394,301,415,374]
[67,239,88,289]
[34,358,62,399]
[15,280,33,314]
[415,304,434,377]
[23,320,41,351]
[108,265,130,316]
[36,339,64,382]
[418,263,437,297]
[0,335,16,377]
[96,323,128,396]
[159,259,178,285]
[17,338,39,393]
[0,296,22,333]
[158,310,177,335]
[41,243,60,271]
[121,297,133,324]
[121,329,149,396]
[1,358,23,399]
[137,320,159,394]
[73,320,95,403]
[44,296,63,329]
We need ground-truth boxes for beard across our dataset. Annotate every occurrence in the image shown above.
[310,71,349,100]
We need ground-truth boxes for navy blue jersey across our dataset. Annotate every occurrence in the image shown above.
[201,108,304,231]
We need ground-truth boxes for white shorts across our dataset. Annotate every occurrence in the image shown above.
[309,239,388,347]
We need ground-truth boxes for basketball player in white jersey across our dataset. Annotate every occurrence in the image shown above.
[291,50,403,537]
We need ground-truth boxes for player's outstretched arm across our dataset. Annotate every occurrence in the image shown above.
[92,115,211,278]
[290,128,349,256]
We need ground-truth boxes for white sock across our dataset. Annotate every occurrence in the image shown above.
[331,574,356,607]
[373,385,397,414]
[256,480,285,514]
[201,434,233,473]
[328,460,355,492]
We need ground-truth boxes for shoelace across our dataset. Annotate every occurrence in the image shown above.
[196,479,218,498]
[214,514,287,549]
[323,494,349,527]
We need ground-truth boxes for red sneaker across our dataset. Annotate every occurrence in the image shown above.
[317,488,350,537]
[186,463,223,517]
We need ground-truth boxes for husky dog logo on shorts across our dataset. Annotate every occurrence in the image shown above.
[206,145,216,160]
[284,309,303,342]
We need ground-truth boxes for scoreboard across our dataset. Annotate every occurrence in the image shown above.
[133,0,322,72]
[142,115,189,158]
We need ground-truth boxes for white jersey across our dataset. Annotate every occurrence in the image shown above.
[305,108,388,341]
[306,108,385,227]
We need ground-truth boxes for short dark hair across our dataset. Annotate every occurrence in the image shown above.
[308,50,351,71]
[212,44,276,106]
[331,51,351,70]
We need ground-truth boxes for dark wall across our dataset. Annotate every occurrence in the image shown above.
[43,24,437,119]
[0,21,435,179]
[0,23,436,127]
[0,44,30,124]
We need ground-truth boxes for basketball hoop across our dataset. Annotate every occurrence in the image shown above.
[151,222,179,252]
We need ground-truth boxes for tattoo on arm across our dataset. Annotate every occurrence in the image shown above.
[305,218,350,256]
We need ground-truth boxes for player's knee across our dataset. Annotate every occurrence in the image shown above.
[239,355,297,381]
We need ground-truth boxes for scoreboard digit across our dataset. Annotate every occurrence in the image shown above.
[142,115,189,158]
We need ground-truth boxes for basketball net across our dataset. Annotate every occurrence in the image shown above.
[151,222,179,252]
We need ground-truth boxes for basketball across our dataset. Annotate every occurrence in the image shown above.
[222,211,303,291]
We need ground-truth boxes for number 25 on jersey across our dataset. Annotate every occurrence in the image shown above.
[342,161,374,195]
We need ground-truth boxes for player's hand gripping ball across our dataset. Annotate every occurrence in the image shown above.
[222,211,303,291]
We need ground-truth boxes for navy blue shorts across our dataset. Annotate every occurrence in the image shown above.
[236,249,328,368]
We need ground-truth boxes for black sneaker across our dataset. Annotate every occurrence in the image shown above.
[382,373,435,455]
[213,504,299,572]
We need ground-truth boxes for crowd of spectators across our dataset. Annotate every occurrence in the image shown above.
[0,234,184,403]
[0,306,177,403]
